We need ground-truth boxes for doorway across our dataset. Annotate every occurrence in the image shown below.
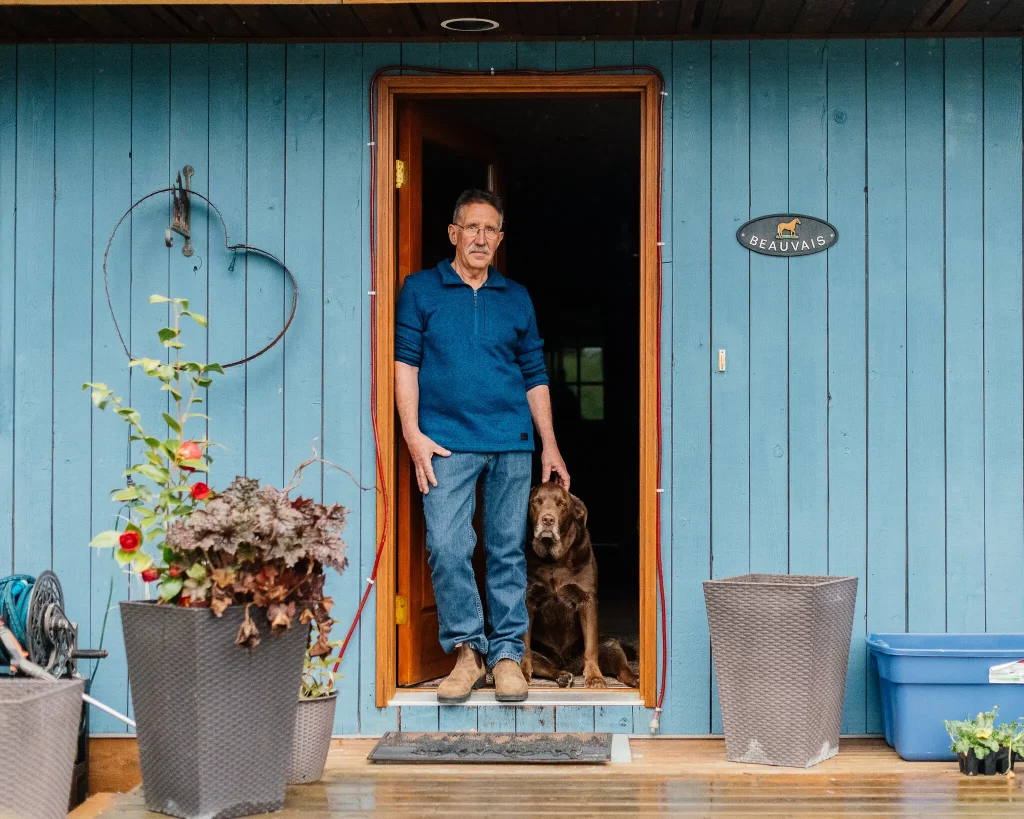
[373,74,661,708]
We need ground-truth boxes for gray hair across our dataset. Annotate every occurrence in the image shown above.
[452,189,504,230]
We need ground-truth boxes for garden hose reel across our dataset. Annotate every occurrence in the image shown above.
[0,571,106,678]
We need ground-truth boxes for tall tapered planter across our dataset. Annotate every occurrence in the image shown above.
[121,601,309,819]
[0,679,84,819]
[703,574,858,768]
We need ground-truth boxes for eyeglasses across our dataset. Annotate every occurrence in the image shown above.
[454,223,501,241]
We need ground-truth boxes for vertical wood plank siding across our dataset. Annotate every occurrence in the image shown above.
[1,39,1022,736]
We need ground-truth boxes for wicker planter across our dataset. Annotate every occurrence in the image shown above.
[287,692,338,784]
[703,574,858,768]
[0,678,84,819]
[121,601,309,819]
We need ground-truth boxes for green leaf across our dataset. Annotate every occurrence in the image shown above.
[89,530,122,548]
[180,362,202,373]
[204,363,226,375]
[115,548,137,566]
[193,378,214,389]
[179,459,207,472]
[136,464,170,484]
[132,551,153,572]
[160,385,183,400]
[174,298,190,311]
[145,451,165,468]
[159,577,184,600]
[183,413,210,422]
[162,547,176,564]
[144,437,161,448]
[161,439,180,459]
[115,407,142,425]
[149,295,172,304]
[186,563,208,581]
[111,487,140,502]
[164,341,184,349]
[139,510,157,529]
[83,382,108,391]
[158,328,179,343]
[90,389,113,409]
[187,312,207,327]
[192,398,203,405]
[162,413,182,435]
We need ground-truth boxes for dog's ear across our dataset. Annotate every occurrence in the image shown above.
[570,493,588,529]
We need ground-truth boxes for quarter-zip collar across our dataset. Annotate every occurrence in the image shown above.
[438,258,507,289]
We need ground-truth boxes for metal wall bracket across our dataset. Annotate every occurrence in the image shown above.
[165,165,194,257]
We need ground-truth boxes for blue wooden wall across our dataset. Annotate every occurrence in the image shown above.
[1,38,1022,736]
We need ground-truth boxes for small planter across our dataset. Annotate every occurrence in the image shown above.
[958,747,1013,776]
[121,600,309,819]
[0,679,84,819]
[288,692,338,784]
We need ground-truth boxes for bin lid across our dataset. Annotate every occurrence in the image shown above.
[867,633,1024,657]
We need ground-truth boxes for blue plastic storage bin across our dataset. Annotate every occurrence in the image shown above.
[867,633,1024,761]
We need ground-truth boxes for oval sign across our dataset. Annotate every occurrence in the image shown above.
[736,214,838,257]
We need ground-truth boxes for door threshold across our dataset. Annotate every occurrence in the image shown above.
[390,689,643,707]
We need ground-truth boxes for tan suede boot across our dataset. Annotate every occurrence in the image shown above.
[437,644,486,704]
[493,658,529,703]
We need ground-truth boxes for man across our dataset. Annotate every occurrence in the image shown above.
[394,189,570,704]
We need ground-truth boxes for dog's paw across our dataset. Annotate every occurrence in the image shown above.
[520,660,533,684]
[584,674,608,689]
[619,669,639,687]
[556,672,574,688]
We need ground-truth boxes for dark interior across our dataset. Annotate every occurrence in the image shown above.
[418,97,641,672]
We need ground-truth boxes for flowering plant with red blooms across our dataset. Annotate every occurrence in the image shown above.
[86,295,349,648]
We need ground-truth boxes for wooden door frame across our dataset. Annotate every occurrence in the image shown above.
[374,74,662,708]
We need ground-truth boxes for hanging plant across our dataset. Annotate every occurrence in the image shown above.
[85,295,348,648]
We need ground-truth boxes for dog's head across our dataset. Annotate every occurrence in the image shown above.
[528,482,588,562]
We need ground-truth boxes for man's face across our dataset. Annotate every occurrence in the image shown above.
[448,202,503,273]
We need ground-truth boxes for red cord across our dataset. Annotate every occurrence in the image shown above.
[334,67,669,726]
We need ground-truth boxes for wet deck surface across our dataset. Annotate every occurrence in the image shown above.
[74,737,1024,816]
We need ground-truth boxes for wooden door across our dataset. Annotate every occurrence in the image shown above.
[395,101,503,686]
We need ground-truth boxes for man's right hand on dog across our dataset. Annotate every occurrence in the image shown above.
[406,431,451,494]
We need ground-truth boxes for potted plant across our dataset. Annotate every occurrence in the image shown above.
[85,295,349,819]
[945,707,1022,776]
[287,618,343,785]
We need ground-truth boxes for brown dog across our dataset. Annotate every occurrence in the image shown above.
[521,482,638,689]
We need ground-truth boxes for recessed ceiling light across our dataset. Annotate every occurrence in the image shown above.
[441,17,500,32]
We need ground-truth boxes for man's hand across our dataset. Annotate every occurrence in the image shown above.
[407,432,451,494]
[542,446,570,491]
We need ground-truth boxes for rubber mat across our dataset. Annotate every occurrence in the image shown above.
[368,731,613,764]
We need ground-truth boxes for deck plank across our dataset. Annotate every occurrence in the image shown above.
[76,738,1024,816]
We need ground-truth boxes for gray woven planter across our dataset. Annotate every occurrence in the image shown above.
[0,678,84,819]
[287,692,338,784]
[121,601,309,819]
[703,574,858,768]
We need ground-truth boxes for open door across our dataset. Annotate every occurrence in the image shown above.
[395,101,503,686]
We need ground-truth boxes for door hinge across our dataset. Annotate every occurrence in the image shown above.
[395,159,407,189]
[395,594,409,625]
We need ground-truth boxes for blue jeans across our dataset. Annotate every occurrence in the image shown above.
[422,451,531,667]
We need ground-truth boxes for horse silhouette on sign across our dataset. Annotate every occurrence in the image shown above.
[776,217,801,238]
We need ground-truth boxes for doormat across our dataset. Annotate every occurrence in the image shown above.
[368,731,613,764]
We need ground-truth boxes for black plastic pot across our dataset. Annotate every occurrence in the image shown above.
[957,747,1014,776]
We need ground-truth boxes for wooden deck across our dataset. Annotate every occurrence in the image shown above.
[74,737,1024,816]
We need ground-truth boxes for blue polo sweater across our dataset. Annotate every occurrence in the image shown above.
[395,259,549,453]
